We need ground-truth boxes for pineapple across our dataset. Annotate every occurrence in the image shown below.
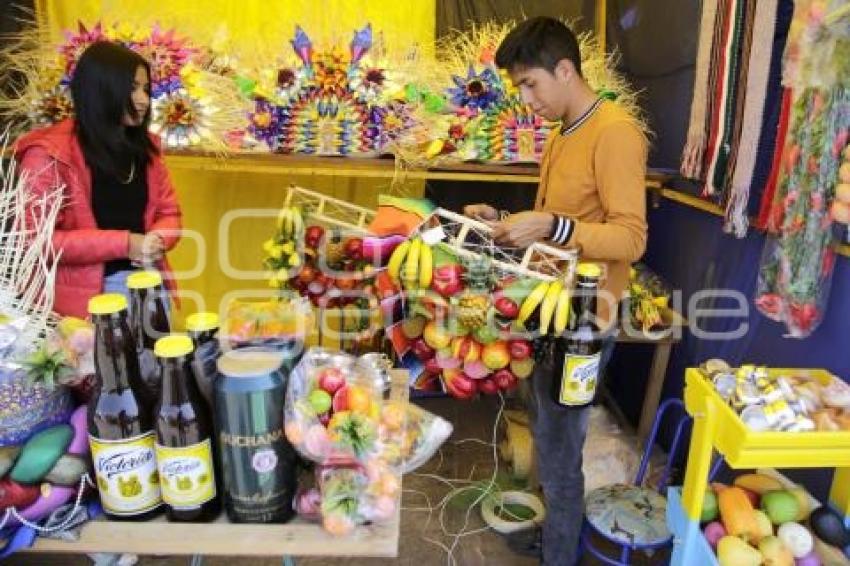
[324,228,346,268]
[327,411,377,458]
[457,255,493,330]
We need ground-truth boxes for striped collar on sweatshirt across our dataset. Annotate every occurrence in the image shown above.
[559,98,604,136]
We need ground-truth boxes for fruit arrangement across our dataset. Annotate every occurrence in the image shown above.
[701,361,850,432]
[384,208,578,398]
[829,146,850,232]
[294,461,401,537]
[702,472,848,565]
[627,264,671,332]
[388,241,559,398]
[223,298,313,346]
[285,348,386,465]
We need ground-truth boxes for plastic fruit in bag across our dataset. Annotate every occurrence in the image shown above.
[318,368,346,395]
[423,321,452,350]
[478,377,499,395]
[508,339,532,360]
[323,511,356,536]
[510,358,534,379]
[309,389,332,414]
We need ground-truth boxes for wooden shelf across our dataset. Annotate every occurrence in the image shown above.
[164,150,543,184]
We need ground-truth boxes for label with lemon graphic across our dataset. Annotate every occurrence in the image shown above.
[155,439,216,509]
[560,352,600,406]
[89,432,162,515]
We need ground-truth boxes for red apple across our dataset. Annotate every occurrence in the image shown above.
[318,368,346,395]
[411,338,436,361]
[305,225,325,249]
[343,237,364,260]
[508,339,532,360]
[494,296,519,319]
[332,386,350,412]
[318,412,331,427]
[493,368,518,391]
[430,264,464,298]
[478,378,499,395]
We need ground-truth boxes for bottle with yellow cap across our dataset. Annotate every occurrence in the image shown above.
[87,293,162,521]
[127,270,171,400]
[553,263,603,408]
[153,334,220,522]
[186,312,220,410]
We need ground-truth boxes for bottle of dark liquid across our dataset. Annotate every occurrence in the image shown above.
[185,312,220,410]
[153,334,220,522]
[128,270,171,402]
[87,293,162,520]
[553,263,603,408]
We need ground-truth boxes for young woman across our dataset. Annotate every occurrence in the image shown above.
[15,41,182,317]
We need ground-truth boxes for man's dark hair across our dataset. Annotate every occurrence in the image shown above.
[70,41,158,179]
[495,17,582,76]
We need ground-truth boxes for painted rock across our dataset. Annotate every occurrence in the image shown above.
[44,454,89,487]
[9,424,73,484]
[0,445,21,477]
[0,478,40,510]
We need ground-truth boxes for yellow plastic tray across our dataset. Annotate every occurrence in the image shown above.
[684,368,850,469]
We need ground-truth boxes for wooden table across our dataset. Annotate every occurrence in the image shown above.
[23,370,409,560]
[615,308,687,443]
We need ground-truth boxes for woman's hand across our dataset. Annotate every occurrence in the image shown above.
[488,211,556,248]
[129,232,165,265]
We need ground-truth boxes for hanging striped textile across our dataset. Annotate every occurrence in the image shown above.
[723,0,779,237]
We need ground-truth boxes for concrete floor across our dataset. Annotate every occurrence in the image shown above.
[5,396,670,566]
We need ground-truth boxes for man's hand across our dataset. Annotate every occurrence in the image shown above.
[129,232,165,265]
[488,211,555,248]
[463,203,499,221]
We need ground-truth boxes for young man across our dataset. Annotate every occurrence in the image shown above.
[464,17,648,565]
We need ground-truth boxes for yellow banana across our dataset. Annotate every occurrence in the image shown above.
[277,207,291,233]
[553,287,572,334]
[387,240,411,285]
[291,207,304,237]
[403,238,421,286]
[418,242,433,289]
[518,281,550,325]
[538,280,563,335]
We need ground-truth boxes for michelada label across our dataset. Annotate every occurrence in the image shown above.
[560,352,601,406]
[89,431,162,515]
[155,439,216,509]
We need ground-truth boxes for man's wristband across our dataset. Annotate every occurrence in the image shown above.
[548,214,574,245]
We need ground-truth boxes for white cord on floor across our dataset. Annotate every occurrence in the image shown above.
[408,393,507,566]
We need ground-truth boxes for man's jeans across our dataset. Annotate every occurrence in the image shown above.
[528,335,617,566]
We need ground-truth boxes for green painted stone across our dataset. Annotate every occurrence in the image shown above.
[0,445,21,477]
[9,425,73,484]
[44,454,89,487]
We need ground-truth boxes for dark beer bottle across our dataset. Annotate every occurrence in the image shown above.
[153,334,220,522]
[185,312,220,410]
[87,293,162,520]
[553,263,603,408]
[127,270,171,402]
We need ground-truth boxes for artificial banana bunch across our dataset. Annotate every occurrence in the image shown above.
[402,238,421,286]
[518,280,549,327]
[418,242,433,288]
[552,286,572,334]
[387,239,411,286]
[277,206,304,239]
[538,280,563,335]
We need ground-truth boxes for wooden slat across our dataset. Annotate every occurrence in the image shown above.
[25,370,409,558]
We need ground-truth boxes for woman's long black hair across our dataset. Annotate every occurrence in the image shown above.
[70,41,158,178]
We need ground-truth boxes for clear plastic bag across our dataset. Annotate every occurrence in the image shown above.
[284,348,383,465]
[378,400,453,474]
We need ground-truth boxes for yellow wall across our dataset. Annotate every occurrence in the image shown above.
[36,1,434,325]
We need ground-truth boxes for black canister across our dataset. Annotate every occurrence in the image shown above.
[214,348,296,523]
